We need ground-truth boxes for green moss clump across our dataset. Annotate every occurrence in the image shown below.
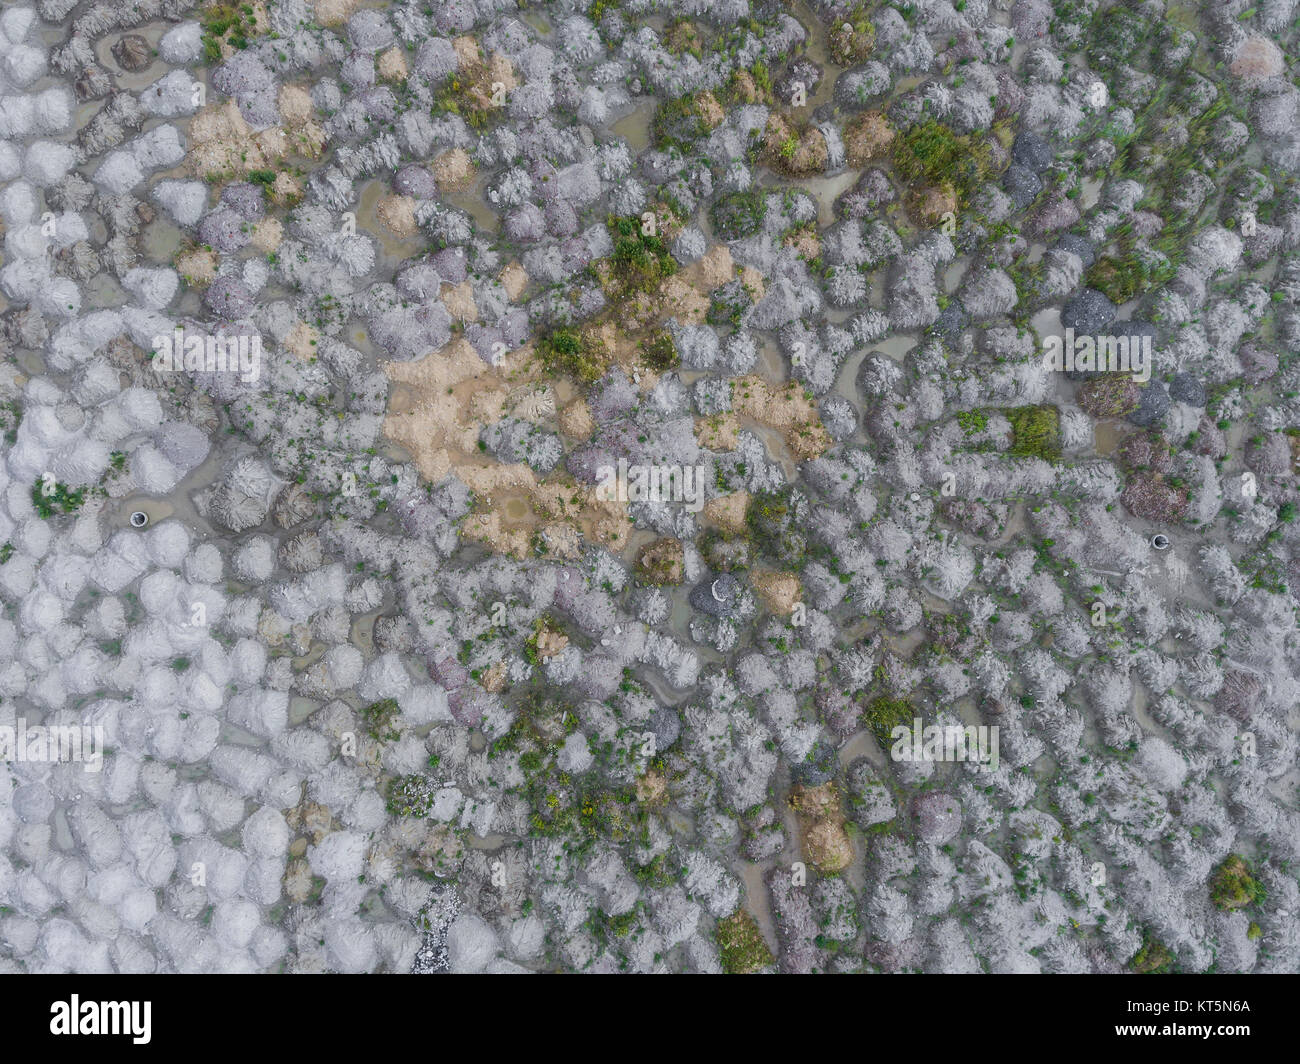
[608,215,677,294]
[862,696,915,746]
[828,6,875,65]
[653,94,707,152]
[707,279,754,329]
[710,189,768,241]
[1077,376,1141,419]
[1006,404,1062,461]
[1085,253,1173,304]
[955,409,989,435]
[1130,932,1173,974]
[1210,855,1265,911]
[385,774,435,818]
[716,909,773,974]
[641,333,679,371]
[247,169,276,186]
[31,479,86,520]
[745,487,807,565]
[1085,6,1150,70]
[360,698,401,742]
[891,120,996,204]
[537,328,605,384]
[201,3,257,62]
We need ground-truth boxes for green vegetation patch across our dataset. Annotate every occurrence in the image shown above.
[360,698,401,742]
[828,5,875,65]
[862,696,916,746]
[31,479,87,520]
[1085,253,1174,305]
[640,333,679,371]
[653,95,708,151]
[891,120,997,204]
[710,189,768,241]
[385,774,435,818]
[201,3,258,64]
[1006,404,1062,461]
[537,327,605,384]
[1209,854,1265,911]
[716,909,773,973]
[745,487,807,566]
[707,279,754,329]
[1130,931,1174,973]
[607,214,677,294]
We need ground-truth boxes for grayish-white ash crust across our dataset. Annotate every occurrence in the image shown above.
[0,0,1297,975]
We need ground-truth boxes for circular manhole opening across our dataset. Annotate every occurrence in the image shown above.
[1150,533,1170,550]
[129,511,149,528]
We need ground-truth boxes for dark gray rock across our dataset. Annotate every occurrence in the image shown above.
[930,301,968,341]
[1011,131,1053,173]
[1061,288,1116,334]
[650,705,681,751]
[1168,372,1206,406]
[1003,163,1042,210]
[1127,381,1171,427]
[689,572,743,618]
[1054,233,1096,269]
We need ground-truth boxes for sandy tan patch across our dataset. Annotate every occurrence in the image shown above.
[752,569,801,615]
[278,85,313,126]
[907,182,959,227]
[695,413,740,451]
[695,90,724,129]
[558,398,595,440]
[635,771,667,805]
[283,321,319,361]
[763,113,828,176]
[175,248,217,285]
[694,245,734,290]
[499,260,528,302]
[844,111,895,168]
[376,194,418,238]
[270,172,302,207]
[313,0,358,26]
[383,339,631,560]
[702,491,750,536]
[789,783,851,874]
[441,280,479,323]
[249,217,282,254]
[378,46,408,83]
[784,227,820,261]
[730,376,831,461]
[432,148,475,194]
[534,627,569,659]
[479,660,507,693]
